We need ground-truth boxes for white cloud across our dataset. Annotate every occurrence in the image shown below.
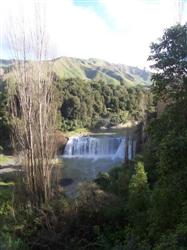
[101,0,178,31]
[99,0,187,67]
[45,0,112,59]
[0,0,187,68]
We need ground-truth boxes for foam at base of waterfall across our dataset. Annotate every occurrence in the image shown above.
[63,154,123,159]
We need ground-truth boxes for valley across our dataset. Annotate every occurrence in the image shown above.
[0,18,186,250]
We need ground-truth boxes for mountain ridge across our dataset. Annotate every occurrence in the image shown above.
[0,57,152,86]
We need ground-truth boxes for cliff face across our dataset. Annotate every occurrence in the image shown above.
[54,131,69,154]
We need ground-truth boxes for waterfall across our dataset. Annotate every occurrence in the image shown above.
[63,136,136,160]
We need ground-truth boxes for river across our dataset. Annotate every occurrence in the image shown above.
[61,129,137,196]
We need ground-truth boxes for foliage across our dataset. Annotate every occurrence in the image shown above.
[0,75,153,150]
[149,23,187,101]
[1,23,187,250]
[95,163,133,197]
[0,80,11,152]
[144,23,187,249]
[128,162,150,236]
[0,160,148,250]
[56,78,152,131]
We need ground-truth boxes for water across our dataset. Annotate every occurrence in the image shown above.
[61,135,136,196]
[63,136,135,160]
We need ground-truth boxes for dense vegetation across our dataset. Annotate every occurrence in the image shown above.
[0,76,152,147]
[0,80,10,152]
[57,78,152,131]
[0,23,187,250]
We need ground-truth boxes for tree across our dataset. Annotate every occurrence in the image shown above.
[144,24,187,245]
[0,81,10,152]
[149,23,187,101]
[7,3,59,207]
[128,162,150,236]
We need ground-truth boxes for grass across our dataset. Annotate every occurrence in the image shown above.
[0,181,15,187]
[0,183,13,204]
[53,57,151,86]
[0,154,14,165]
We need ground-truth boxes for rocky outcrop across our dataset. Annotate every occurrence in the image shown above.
[54,131,69,154]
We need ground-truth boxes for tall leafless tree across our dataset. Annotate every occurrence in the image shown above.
[7,2,59,206]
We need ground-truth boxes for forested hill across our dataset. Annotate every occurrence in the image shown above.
[0,57,151,86]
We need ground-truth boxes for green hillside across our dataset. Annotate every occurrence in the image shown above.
[52,57,151,86]
[0,57,152,86]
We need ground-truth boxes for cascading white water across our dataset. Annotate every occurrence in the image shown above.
[63,136,136,160]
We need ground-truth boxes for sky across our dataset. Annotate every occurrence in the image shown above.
[0,0,187,68]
